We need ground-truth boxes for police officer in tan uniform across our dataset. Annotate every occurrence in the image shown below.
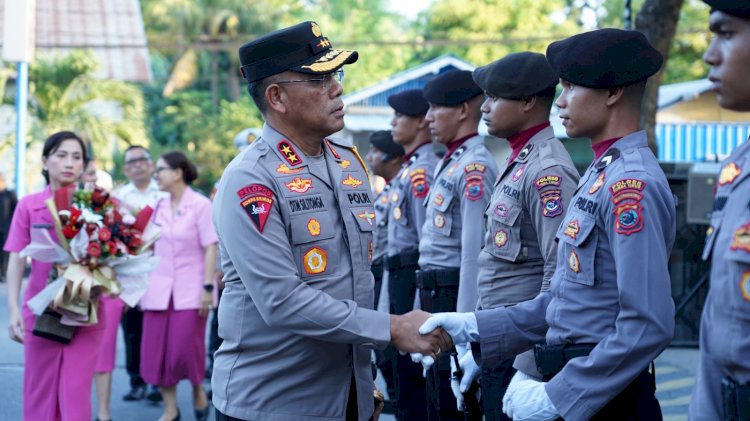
[212,21,449,421]
[417,70,499,421]
[690,2,750,420]
[420,29,676,420]
[453,52,579,421]
[385,89,437,420]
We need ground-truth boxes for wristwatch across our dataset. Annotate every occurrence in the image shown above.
[203,284,214,293]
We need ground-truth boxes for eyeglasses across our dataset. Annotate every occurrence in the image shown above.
[124,156,150,166]
[153,166,173,176]
[276,69,345,89]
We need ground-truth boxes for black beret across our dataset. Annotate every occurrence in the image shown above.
[703,0,750,18]
[238,21,358,83]
[546,28,663,89]
[369,130,404,156]
[423,70,483,106]
[473,52,558,100]
[388,89,429,116]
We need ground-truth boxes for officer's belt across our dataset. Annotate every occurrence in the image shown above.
[415,268,460,290]
[722,377,750,419]
[385,250,420,271]
[534,343,596,380]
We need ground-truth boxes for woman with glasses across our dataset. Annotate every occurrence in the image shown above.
[139,151,218,421]
[4,131,107,420]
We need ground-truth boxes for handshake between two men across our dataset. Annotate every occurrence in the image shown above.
[389,310,560,421]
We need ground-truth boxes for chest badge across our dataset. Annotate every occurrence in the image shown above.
[741,272,750,302]
[494,230,508,247]
[434,194,444,206]
[447,164,458,176]
[494,203,509,218]
[564,219,580,240]
[369,240,373,263]
[512,165,526,182]
[339,159,351,170]
[434,212,446,228]
[568,250,580,273]
[276,163,303,175]
[358,211,375,225]
[286,177,313,193]
[307,218,321,237]
[730,222,750,253]
[589,172,606,194]
[719,162,741,186]
[393,207,402,220]
[303,247,328,275]
[379,195,388,204]
[343,174,364,188]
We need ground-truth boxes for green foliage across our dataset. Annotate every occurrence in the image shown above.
[26,50,149,169]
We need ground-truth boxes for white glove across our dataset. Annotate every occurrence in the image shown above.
[458,348,481,393]
[502,375,558,421]
[502,371,534,418]
[450,356,465,411]
[418,312,479,344]
[410,353,434,377]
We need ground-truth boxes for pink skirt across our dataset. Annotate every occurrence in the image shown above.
[140,301,207,387]
[95,295,124,373]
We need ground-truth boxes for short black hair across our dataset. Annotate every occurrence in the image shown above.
[160,151,198,185]
[124,145,150,158]
[41,131,89,184]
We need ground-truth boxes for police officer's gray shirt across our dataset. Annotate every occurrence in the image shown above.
[372,182,392,262]
[212,124,390,421]
[387,142,439,256]
[473,131,676,420]
[478,126,579,309]
[418,135,499,313]
[689,139,750,420]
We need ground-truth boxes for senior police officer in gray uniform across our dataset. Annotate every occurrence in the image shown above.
[384,89,437,420]
[212,21,448,421]
[689,2,750,420]
[452,52,579,421]
[419,29,677,420]
[418,70,499,421]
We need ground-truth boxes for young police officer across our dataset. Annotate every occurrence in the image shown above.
[384,89,436,420]
[418,70,499,421]
[456,52,579,420]
[212,21,448,421]
[689,2,750,420]
[420,29,677,420]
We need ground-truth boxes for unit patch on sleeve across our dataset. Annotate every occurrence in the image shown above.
[410,168,429,198]
[613,202,644,235]
[237,184,274,233]
[730,222,750,253]
[540,190,563,218]
[464,170,485,201]
[534,175,562,190]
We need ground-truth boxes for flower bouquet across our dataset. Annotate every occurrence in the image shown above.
[23,184,160,343]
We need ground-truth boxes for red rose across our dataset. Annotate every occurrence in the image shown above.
[61,225,79,239]
[69,207,82,224]
[107,241,118,255]
[87,242,102,258]
[91,188,109,207]
[98,227,112,242]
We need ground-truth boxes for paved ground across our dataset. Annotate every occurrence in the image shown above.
[0,281,696,420]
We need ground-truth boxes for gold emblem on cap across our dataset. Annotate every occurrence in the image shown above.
[302,50,353,72]
[311,22,322,37]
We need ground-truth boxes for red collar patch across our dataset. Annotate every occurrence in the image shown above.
[278,140,303,166]
[324,139,341,159]
[238,184,274,233]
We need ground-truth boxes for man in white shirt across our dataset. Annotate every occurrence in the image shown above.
[113,145,166,402]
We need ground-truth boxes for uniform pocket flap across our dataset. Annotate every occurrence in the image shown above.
[290,212,335,245]
[350,207,376,232]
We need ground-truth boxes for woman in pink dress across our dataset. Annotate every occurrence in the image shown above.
[140,151,217,421]
[4,131,106,421]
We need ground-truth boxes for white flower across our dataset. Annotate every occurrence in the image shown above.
[122,213,136,225]
[80,208,104,227]
[59,210,71,218]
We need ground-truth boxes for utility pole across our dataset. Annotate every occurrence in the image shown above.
[2,0,36,198]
